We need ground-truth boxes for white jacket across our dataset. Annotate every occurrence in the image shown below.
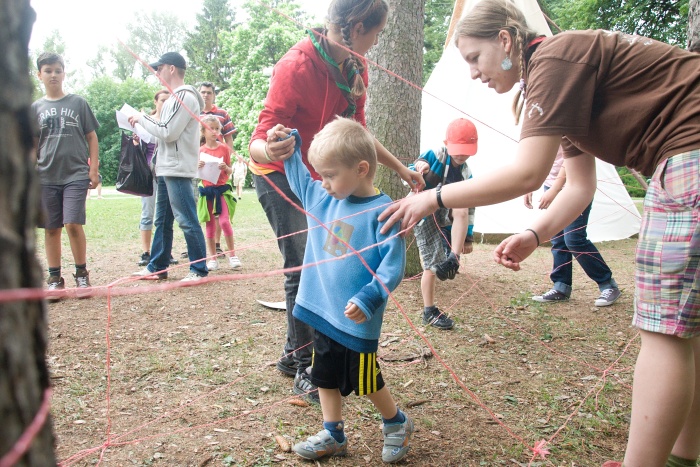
[140,85,204,178]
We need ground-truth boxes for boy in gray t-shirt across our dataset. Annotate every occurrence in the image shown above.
[32,52,100,299]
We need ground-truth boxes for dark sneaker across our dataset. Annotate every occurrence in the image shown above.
[423,307,454,330]
[46,276,65,303]
[276,355,298,377]
[169,255,179,265]
[292,429,347,460]
[382,415,414,463]
[138,252,150,266]
[532,289,569,303]
[216,246,225,259]
[432,252,460,281]
[293,368,320,404]
[595,288,621,307]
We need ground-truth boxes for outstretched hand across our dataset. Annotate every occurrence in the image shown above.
[492,231,539,271]
[378,189,437,235]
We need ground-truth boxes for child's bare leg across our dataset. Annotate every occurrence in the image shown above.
[224,235,235,256]
[318,387,342,422]
[205,235,216,258]
[450,208,469,256]
[624,331,696,466]
[141,229,152,253]
[366,386,399,419]
[670,336,700,459]
[64,223,86,265]
[421,269,437,308]
[45,228,63,269]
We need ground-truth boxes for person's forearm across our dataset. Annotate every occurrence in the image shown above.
[249,138,267,164]
[529,183,593,243]
[374,138,405,172]
[87,132,99,169]
[224,133,234,151]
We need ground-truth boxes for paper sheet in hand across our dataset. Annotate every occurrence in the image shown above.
[197,153,223,184]
[115,104,153,144]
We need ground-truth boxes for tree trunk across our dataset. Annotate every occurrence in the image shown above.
[0,1,57,465]
[690,0,700,48]
[367,0,424,277]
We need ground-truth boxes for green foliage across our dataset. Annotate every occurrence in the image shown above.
[80,77,159,184]
[184,0,237,89]
[616,167,647,198]
[84,12,185,82]
[544,0,689,46]
[423,0,456,84]
[216,0,308,156]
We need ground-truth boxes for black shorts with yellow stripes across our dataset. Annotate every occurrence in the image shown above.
[309,330,385,397]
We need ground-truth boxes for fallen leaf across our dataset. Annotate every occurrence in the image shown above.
[290,398,309,407]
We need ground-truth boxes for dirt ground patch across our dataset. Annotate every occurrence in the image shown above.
[45,196,638,466]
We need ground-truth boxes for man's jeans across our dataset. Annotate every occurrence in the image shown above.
[255,172,313,369]
[546,186,616,296]
[148,176,207,276]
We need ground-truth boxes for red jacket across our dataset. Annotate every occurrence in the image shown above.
[249,35,368,179]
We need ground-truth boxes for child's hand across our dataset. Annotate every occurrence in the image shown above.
[523,192,533,209]
[198,160,205,168]
[344,303,366,324]
[538,189,557,209]
[462,242,473,255]
[218,162,228,171]
[414,160,429,174]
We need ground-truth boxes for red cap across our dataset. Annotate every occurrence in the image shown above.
[444,118,478,156]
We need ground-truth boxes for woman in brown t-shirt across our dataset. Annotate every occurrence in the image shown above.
[379,1,700,466]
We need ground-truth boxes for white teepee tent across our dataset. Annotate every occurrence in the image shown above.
[420,0,641,242]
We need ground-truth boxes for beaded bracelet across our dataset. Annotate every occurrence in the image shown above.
[263,143,273,163]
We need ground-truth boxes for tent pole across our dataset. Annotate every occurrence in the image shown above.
[444,0,467,49]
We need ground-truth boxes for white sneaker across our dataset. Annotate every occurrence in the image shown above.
[229,256,242,269]
[181,272,205,282]
[207,259,219,270]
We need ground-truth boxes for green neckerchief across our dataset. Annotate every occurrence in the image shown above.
[307,28,359,118]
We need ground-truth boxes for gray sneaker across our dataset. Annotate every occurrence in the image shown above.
[46,276,65,303]
[293,368,320,404]
[74,269,91,299]
[382,415,414,463]
[532,289,569,303]
[595,288,621,307]
[292,429,347,460]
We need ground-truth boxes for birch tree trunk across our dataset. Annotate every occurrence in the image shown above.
[366,0,424,276]
[0,1,57,465]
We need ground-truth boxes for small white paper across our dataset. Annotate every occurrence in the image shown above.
[116,104,153,144]
[197,153,223,184]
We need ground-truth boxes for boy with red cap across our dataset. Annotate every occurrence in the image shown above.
[411,118,478,330]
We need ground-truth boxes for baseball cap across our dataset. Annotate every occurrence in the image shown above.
[444,118,478,156]
[149,52,187,70]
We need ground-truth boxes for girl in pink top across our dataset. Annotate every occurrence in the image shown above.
[197,116,240,270]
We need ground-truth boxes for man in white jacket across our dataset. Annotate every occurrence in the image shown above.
[129,52,208,282]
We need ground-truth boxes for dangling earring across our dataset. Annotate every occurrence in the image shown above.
[501,56,512,71]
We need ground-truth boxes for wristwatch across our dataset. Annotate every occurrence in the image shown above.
[435,183,446,209]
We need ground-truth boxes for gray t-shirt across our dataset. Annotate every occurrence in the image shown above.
[32,94,100,185]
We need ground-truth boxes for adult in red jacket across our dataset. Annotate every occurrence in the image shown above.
[249,0,424,402]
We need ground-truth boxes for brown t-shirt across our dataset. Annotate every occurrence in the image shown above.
[520,30,700,176]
